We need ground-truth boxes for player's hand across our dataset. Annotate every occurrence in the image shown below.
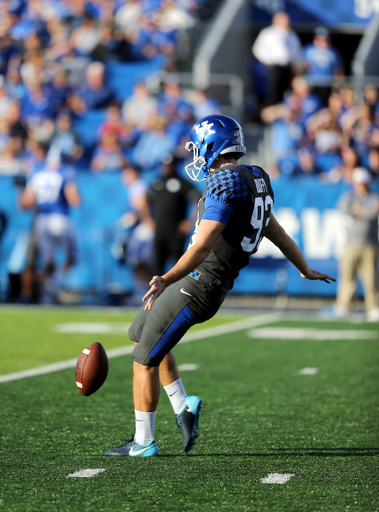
[300,269,336,284]
[142,275,167,311]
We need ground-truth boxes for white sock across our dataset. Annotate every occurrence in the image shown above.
[134,410,156,445]
[164,378,187,414]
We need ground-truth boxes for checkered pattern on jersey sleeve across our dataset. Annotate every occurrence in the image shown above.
[205,169,248,204]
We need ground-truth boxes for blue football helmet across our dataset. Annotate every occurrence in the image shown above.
[185,114,246,182]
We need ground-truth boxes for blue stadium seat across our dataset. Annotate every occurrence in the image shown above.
[73,110,107,152]
[106,56,166,101]
[63,174,129,292]
[315,152,342,174]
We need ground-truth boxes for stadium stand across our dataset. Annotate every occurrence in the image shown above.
[0,0,378,305]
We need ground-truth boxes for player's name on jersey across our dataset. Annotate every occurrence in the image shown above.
[254,178,268,193]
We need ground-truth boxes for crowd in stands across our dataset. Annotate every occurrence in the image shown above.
[2,1,378,189]
[260,79,379,184]
[0,0,219,183]
[252,12,379,184]
[0,0,223,303]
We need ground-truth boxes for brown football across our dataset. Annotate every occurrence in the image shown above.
[75,342,109,396]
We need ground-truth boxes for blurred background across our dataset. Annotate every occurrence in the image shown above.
[0,0,378,312]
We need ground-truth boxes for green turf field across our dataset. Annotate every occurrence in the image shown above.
[0,307,378,511]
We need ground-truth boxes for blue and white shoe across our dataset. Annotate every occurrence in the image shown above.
[104,435,159,457]
[176,396,203,453]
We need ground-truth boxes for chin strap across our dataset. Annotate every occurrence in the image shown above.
[202,140,229,172]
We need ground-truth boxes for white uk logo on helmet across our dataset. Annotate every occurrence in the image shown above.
[194,120,216,139]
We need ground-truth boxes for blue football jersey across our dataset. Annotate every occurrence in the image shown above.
[28,166,75,215]
[188,164,274,291]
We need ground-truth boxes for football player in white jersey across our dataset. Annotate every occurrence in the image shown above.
[21,147,80,300]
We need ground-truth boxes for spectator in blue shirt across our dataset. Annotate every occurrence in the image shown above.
[158,77,192,122]
[302,27,344,104]
[260,103,304,161]
[0,34,21,76]
[91,131,128,173]
[68,61,114,115]
[302,27,344,85]
[80,61,114,109]
[132,15,175,60]
[44,71,70,119]
[8,11,35,41]
[4,67,26,102]
[133,115,176,175]
[284,76,323,130]
[294,148,322,177]
[47,111,83,164]
[21,79,53,124]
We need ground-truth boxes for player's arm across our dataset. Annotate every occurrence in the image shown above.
[20,185,36,209]
[142,219,225,311]
[64,182,81,207]
[264,213,336,283]
[140,194,156,230]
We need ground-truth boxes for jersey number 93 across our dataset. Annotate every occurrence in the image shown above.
[241,195,273,254]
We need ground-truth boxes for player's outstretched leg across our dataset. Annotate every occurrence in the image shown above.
[104,435,159,457]
[176,395,204,452]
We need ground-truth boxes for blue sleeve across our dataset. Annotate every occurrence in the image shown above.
[202,196,233,226]
[205,169,248,204]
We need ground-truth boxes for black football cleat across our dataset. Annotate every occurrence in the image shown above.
[176,396,203,453]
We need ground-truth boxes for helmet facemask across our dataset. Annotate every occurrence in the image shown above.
[185,141,208,182]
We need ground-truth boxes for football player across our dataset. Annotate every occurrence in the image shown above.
[21,150,81,300]
[105,114,335,457]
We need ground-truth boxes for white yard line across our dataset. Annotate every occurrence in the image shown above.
[261,473,295,484]
[0,312,280,384]
[177,364,199,371]
[54,323,131,334]
[181,312,281,343]
[67,469,106,478]
[0,358,80,384]
[298,367,318,375]
[248,327,378,340]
